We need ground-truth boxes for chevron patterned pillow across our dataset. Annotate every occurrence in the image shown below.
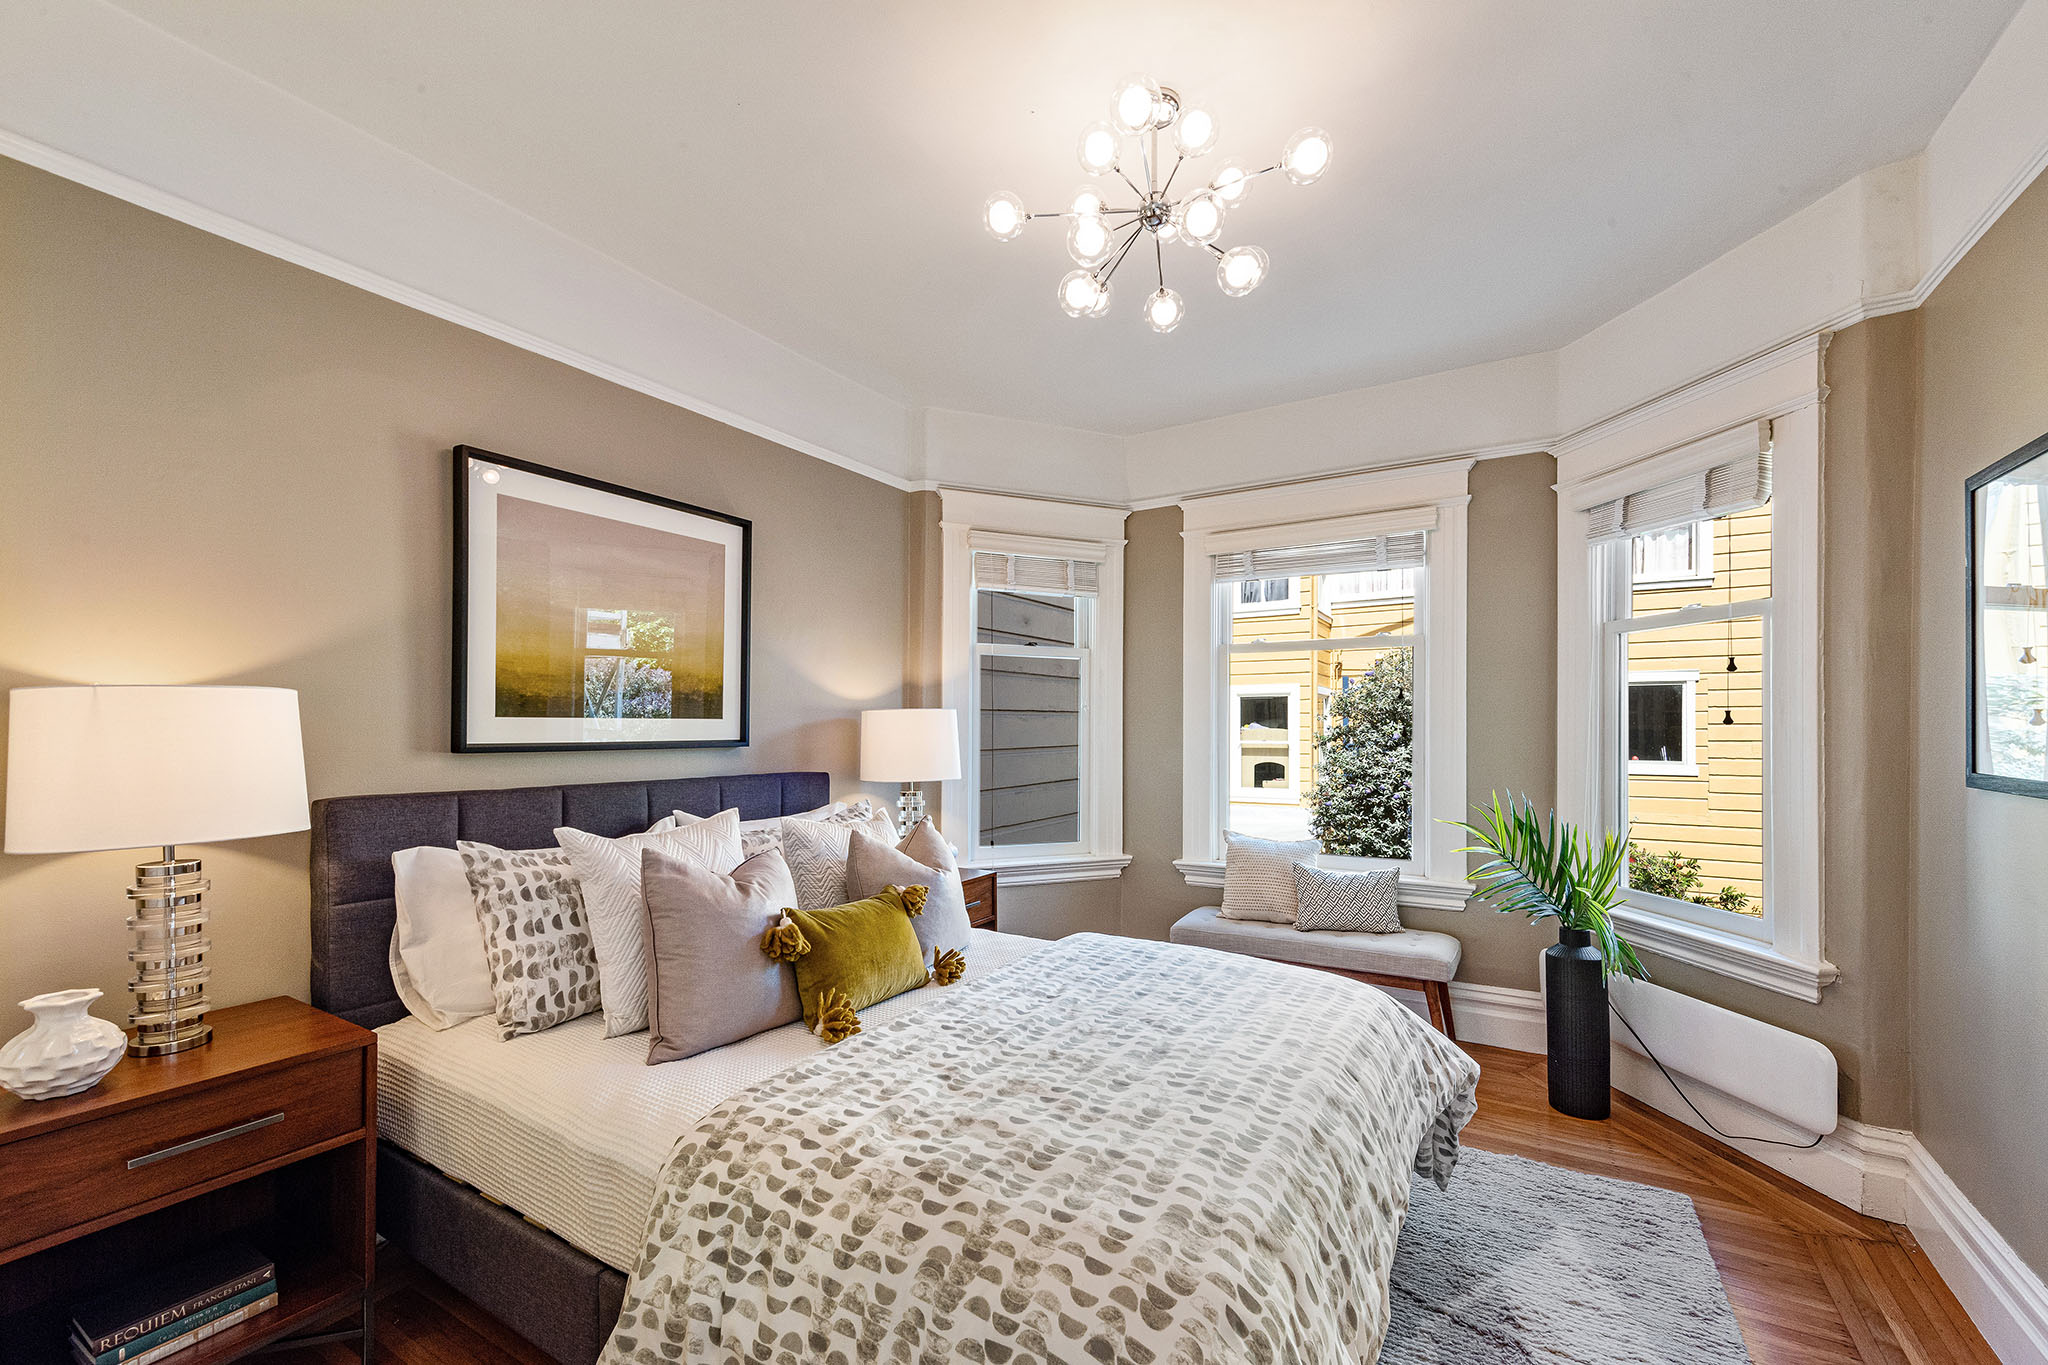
[1292,863,1402,933]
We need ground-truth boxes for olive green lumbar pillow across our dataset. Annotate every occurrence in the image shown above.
[762,885,936,1041]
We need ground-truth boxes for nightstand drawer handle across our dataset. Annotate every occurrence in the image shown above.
[127,1112,286,1169]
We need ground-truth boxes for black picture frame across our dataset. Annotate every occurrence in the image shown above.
[1964,429,2048,798]
[451,445,751,753]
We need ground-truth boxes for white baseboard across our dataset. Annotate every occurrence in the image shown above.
[1430,978,2048,1363]
[1906,1140,2048,1365]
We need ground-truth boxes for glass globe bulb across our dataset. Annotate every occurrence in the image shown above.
[1282,127,1332,185]
[1178,192,1225,245]
[1068,214,1113,266]
[1087,278,1114,317]
[982,191,1027,242]
[1216,244,1269,296]
[1173,105,1219,157]
[1209,158,1253,207]
[1071,187,1105,218]
[1155,217,1180,243]
[1146,287,1185,334]
[1058,269,1107,319]
[1077,121,1121,176]
[1111,73,1162,133]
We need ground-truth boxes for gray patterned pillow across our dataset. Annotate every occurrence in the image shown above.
[1292,863,1402,933]
[458,841,601,1038]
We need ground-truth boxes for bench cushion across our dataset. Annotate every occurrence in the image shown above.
[1169,906,1460,983]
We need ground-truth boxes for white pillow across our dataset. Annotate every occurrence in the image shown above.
[555,810,743,1037]
[1219,831,1320,925]
[779,816,858,910]
[388,845,495,1030]
[674,799,896,860]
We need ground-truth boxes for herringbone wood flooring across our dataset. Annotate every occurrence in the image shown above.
[271,1042,1999,1364]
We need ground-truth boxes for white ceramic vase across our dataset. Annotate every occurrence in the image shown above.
[0,988,128,1100]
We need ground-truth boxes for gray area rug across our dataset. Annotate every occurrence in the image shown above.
[1382,1148,1753,1364]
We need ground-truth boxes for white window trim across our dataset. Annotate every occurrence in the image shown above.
[1231,577,1299,617]
[1230,684,1302,803]
[1180,459,1472,910]
[1626,668,1700,776]
[940,489,1127,884]
[1554,334,1835,1001]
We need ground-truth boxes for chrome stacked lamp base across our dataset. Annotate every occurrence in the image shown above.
[125,846,213,1056]
[896,783,928,832]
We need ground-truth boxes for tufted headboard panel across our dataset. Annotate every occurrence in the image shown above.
[308,772,831,1028]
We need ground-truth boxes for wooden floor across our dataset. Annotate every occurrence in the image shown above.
[271,1042,1997,1365]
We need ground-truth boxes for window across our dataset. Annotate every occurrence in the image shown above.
[1179,459,1471,909]
[975,589,1086,847]
[1627,671,1698,774]
[1233,576,1298,615]
[1631,520,1713,586]
[1558,368,1831,1001]
[938,490,1129,883]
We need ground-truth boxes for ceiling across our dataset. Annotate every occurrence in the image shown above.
[107,0,2020,435]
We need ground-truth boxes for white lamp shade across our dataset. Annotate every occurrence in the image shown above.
[858,708,962,784]
[5,685,310,854]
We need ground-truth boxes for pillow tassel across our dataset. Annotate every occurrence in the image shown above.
[816,987,862,1044]
[896,883,929,917]
[760,914,811,963]
[929,947,966,987]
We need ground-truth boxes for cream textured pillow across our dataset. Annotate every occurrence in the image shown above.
[779,816,859,910]
[640,846,804,1064]
[673,800,895,861]
[1219,831,1320,924]
[458,842,600,1038]
[844,823,972,960]
[387,845,494,1030]
[556,810,743,1037]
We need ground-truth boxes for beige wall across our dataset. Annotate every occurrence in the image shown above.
[0,158,909,1019]
[1911,170,2048,1270]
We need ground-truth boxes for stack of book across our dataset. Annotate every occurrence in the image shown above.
[69,1244,277,1365]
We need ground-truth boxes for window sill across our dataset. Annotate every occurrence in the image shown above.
[1612,905,1838,1002]
[976,853,1132,886]
[1174,860,1472,912]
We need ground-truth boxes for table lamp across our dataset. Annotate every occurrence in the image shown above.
[859,708,961,832]
[5,686,309,1056]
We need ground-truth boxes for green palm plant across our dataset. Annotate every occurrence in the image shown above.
[1447,792,1648,981]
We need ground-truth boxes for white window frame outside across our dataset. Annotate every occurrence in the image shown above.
[1177,459,1472,913]
[1232,576,1299,617]
[1631,519,1715,587]
[1626,669,1699,776]
[1229,685,1302,803]
[1322,567,1419,604]
[940,490,1130,886]
[1554,335,1833,1001]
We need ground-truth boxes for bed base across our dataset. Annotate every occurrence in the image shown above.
[379,1143,623,1365]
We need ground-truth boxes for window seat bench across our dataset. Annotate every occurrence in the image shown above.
[1168,906,1460,1040]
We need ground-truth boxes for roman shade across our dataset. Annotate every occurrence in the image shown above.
[1584,441,1773,542]
[1211,531,1428,583]
[973,551,1100,596]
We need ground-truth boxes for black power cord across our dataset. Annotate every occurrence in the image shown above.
[1608,999,1823,1151]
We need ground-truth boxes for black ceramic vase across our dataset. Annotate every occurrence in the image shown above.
[1544,926,1611,1119]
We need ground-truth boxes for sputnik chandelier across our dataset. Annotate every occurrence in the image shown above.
[983,73,1330,332]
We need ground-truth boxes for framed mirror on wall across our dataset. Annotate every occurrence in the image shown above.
[1966,431,2048,798]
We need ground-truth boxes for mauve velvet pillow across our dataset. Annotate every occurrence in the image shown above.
[639,845,803,1065]
[844,823,973,960]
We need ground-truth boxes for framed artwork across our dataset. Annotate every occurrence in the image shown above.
[452,446,750,752]
[1965,430,2048,797]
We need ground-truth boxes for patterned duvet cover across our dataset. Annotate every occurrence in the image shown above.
[601,932,1480,1365]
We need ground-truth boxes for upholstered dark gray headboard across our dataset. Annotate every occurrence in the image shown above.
[309,772,831,1028]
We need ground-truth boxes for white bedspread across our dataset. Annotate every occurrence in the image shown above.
[375,927,1049,1271]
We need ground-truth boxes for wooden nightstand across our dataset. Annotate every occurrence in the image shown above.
[960,867,998,931]
[0,997,376,1364]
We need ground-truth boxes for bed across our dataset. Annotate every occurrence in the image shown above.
[310,772,1480,1365]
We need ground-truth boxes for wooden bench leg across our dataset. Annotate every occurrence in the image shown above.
[1425,980,1456,1042]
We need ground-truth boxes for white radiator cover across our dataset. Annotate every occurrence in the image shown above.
[1600,973,1839,1138]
